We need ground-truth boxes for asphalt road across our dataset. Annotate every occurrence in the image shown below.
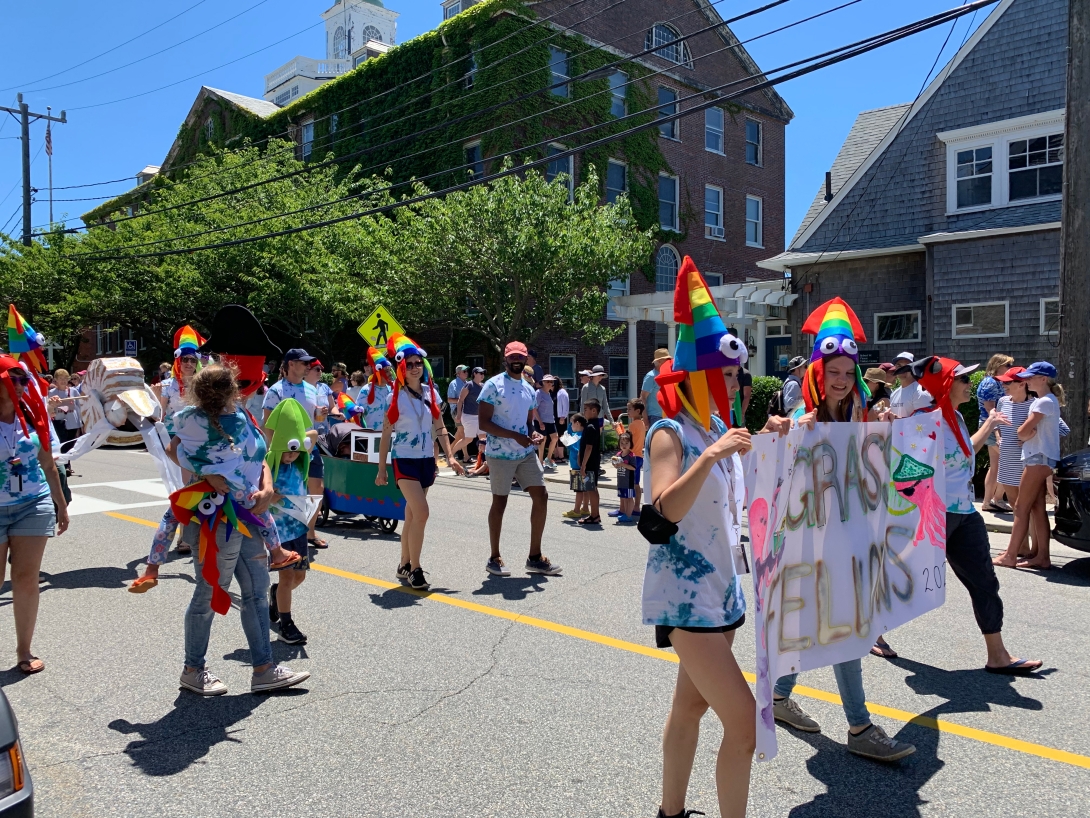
[3,447,1089,817]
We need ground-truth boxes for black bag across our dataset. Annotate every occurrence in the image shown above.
[637,503,679,544]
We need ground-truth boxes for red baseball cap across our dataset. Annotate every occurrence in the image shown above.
[504,341,529,358]
[996,366,1026,382]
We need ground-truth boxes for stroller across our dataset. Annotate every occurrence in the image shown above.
[316,422,404,534]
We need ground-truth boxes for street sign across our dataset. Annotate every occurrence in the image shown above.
[357,306,404,348]
[124,339,138,357]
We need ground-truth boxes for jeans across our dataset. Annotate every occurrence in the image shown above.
[183,522,273,670]
[946,511,1004,635]
[775,658,870,727]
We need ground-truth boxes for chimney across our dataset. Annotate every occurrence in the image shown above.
[824,171,834,202]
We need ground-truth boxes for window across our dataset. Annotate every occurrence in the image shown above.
[646,24,691,67]
[465,52,477,89]
[655,245,680,292]
[745,196,763,247]
[1009,134,1063,201]
[704,273,722,287]
[606,277,629,320]
[956,146,992,209]
[300,119,315,161]
[874,310,921,344]
[549,47,570,98]
[467,354,485,371]
[275,90,292,106]
[291,85,299,98]
[330,113,339,134]
[705,107,724,154]
[609,357,629,403]
[546,145,573,199]
[465,142,483,179]
[746,119,762,165]
[1040,298,1060,336]
[204,118,214,140]
[430,357,446,379]
[362,24,383,43]
[333,26,347,59]
[659,174,679,231]
[952,301,1008,339]
[610,71,627,118]
[605,160,627,204]
[704,185,723,239]
[550,355,575,391]
[658,88,678,139]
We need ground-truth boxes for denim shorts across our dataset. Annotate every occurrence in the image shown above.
[0,494,57,544]
[1023,453,1057,468]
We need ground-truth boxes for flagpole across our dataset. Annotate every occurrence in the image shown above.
[46,106,53,224]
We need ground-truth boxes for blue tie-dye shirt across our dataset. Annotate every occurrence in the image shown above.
[390,388,435,459]
[478,373,537,460]
[0,421,59,507]
[359,384,392,431]
[270,459,310,542]
[641,413,747,630]
[172,406,268,507]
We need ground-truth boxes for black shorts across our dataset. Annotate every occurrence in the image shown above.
[308,453,325,480]
[655,615,746,649]
[393,457,437,489]
[280,534,310,571]
[538,422,557,436]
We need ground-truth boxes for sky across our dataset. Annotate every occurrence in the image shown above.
[0,0,990,243]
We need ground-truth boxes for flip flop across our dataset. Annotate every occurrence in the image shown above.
[17,657,44,675]
[984,659,1042,676]
[307,537,329,550]
[870,643,898,659]
[270,552,303,570]
[128,576,159,594]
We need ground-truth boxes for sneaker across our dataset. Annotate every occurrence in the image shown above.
[278,619,307,645]
[562,510,583,519]
[269,583,279,624]
[486,557,511,577]
[773,697,820,733]
[846,724,916,762]
[407,567,430,590]
[251,664,310,693]
[179,667,227,696]
[396,561,411,581]
[543,462,557,472]
[607,509,622,517]
[526,555,562,575]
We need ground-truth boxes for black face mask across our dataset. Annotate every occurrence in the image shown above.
[506,361,526,376]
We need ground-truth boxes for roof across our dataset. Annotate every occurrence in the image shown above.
[203,87,279,119]
[161,86,278,173]
[790,103,911,246]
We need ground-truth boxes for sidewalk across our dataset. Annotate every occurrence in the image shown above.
[979,504,1054,534]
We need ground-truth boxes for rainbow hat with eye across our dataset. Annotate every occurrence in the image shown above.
[800,296,870,412]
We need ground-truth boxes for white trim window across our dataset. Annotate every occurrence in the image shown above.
[300,118,315,161]
[939,110,1066,214]
[609,71,627,118]
[704,185,724,239]
[465,141,484,179]
[952,301,1009,339]
[745,195,763,248]
[703,272,723,287]
[658,87,679,140]
[608,357,630,402]
[745,119,762,166]
[605,159,627,204]
[606,277,629,320]
[655,245,680,292]
[705,107,724,154]
[646,23,692,67]
[330,113,339,134]
[659,174,679,232]
[204,118,215,141]
[1040,297,1060,336]
[874,310,921,344]
[546,144,574,199]
[549,46,570,98]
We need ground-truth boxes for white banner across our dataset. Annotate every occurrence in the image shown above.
[743,415,948,761]
[277,495,324,526]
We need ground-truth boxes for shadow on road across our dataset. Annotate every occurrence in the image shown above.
[472,574,552,601]
[108,689,305,776]
[1,555,195,605]
[1042,556,1090,587]
[367,585,458,610]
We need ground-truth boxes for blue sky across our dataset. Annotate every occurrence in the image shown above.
[0,0,988,242]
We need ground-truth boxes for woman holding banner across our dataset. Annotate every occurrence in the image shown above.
[770,297,917,763]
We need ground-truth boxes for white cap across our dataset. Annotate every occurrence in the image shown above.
[893,351,914,364]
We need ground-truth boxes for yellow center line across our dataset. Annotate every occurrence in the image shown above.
[105,511,1090,769]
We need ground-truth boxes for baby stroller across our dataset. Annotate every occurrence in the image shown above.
[316,422,404,534]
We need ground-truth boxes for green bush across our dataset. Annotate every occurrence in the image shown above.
[745,376,784,433]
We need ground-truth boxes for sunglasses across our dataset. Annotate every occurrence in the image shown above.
[180,356,198,364]
[405,361,424,370]
[8,374,28,385]
[506,356,527,363]
[955,375,971,384]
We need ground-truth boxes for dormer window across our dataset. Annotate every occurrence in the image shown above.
[646,24,692,67]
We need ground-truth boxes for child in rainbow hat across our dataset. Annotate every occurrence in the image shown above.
[799,296,871,419]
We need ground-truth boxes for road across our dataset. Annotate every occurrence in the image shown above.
[3,447,1089,817]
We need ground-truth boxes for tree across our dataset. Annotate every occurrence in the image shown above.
[388,163,654,353]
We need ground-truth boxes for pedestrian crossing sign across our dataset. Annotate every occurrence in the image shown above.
[357,306,404,348]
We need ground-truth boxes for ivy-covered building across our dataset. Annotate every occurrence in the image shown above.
[85,0,792,404]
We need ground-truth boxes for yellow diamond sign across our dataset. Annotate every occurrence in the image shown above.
[357,305,404,348]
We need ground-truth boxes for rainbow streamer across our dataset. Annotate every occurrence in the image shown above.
[7,304,48,376]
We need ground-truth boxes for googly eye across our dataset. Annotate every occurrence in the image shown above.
[174,349,182,359]
[930,359,942,374]
[209,492,225,507]
[33,333,45,345]
[719,335,743,358]
[395,351,405,363]
[840,338,858,356]
[287,438,301,452]
[303,438,314,451]
[197,498,216,515]
[819,338,839,355]
[420,349,428,358]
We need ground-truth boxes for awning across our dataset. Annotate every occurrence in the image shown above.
[609,280,797,323]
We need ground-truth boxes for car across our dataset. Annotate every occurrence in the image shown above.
[1052,448,1090,555]
[0,688,31,817]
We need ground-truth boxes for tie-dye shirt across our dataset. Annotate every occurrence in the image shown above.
[263,379,318,423]
[359,384,392,431]
[939,411,976,514]
[172,406,268,507]
[0,421,60,506]
[160,378,189,435]
[641,413,747,629]
[270,459,310,542]
[478,373,536,460]
[390,388,436,459]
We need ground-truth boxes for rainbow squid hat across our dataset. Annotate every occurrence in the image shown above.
[7,304,48,379]
[655,256,747,430]
[911,355,972,458]
[364,346,393,404]
[800,297,871,413]
[170,324,206,393]
[385,333,441,424]
[264,397,312,480]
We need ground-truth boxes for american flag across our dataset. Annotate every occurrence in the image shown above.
[45,122,52,157]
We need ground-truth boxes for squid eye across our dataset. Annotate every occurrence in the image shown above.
[303,438,314,451]
[209,492,226,507]
[819,338,839,355]
[174,349,182,359]
[197,498,217,515]
[395,351,405,363]
[419,350,428,358]
[840,339,858,356]
[930,359,943,374]
[287,438,301,452]
[719,335,743,358]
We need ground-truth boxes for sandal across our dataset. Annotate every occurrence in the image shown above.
[17,657,44,675]
[984,502,1012,513]
[984,658,1042,676]
[270,552,303,570]
[307,537,329,550]
[870,640,898,659]
[577,516,602,526]
[128,576,159,594]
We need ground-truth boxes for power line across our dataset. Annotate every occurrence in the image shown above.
[0,202,22,235]
[74,0,998,261]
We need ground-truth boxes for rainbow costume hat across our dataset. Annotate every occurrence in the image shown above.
[170,324,206,392]
[655,256,748,430]
[385,333,441,423]
[364,345,393,404]
[264,397,313,480]
[911,355,972,457]
[800,296,871,413]
[7,304,48,378]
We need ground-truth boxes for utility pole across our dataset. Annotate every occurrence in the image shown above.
[0,94,66,247]
[1058,0,1089,453]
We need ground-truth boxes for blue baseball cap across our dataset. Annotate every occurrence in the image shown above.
[1015,361,1057,379]
[283,348,317,364]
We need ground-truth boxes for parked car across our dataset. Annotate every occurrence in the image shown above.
[0,689,31,816]
[1053,449,1090,555]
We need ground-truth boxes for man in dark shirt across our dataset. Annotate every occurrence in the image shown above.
[738,366,753,416]
[577,399,602,525]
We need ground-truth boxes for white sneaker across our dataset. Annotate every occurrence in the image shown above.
[180,668,227,696]
[251,664,310,693]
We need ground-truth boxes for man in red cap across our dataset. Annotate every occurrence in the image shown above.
[478,342,561,577]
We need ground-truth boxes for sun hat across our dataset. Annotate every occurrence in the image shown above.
[199,305,282,398]
[1014,361,1057,380]
[863,367,888,385]
[542,374,558,382]
[799,296,870,412]
[590,364,607,377]
[504,341,529,358]
[652,348,671,365]
[788,355,808,372]
[579,369,592,376]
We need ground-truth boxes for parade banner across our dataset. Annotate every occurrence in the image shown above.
[743,415,948,761]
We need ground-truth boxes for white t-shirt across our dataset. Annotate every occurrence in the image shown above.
[390,388,436,459]
[262,379,318,424]
[478,373,537,460]
[1022,393,1061,462]
[890,381,933,419]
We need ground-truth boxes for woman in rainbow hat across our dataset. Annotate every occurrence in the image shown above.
[643,257,790,818]
[157,325,205,438]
